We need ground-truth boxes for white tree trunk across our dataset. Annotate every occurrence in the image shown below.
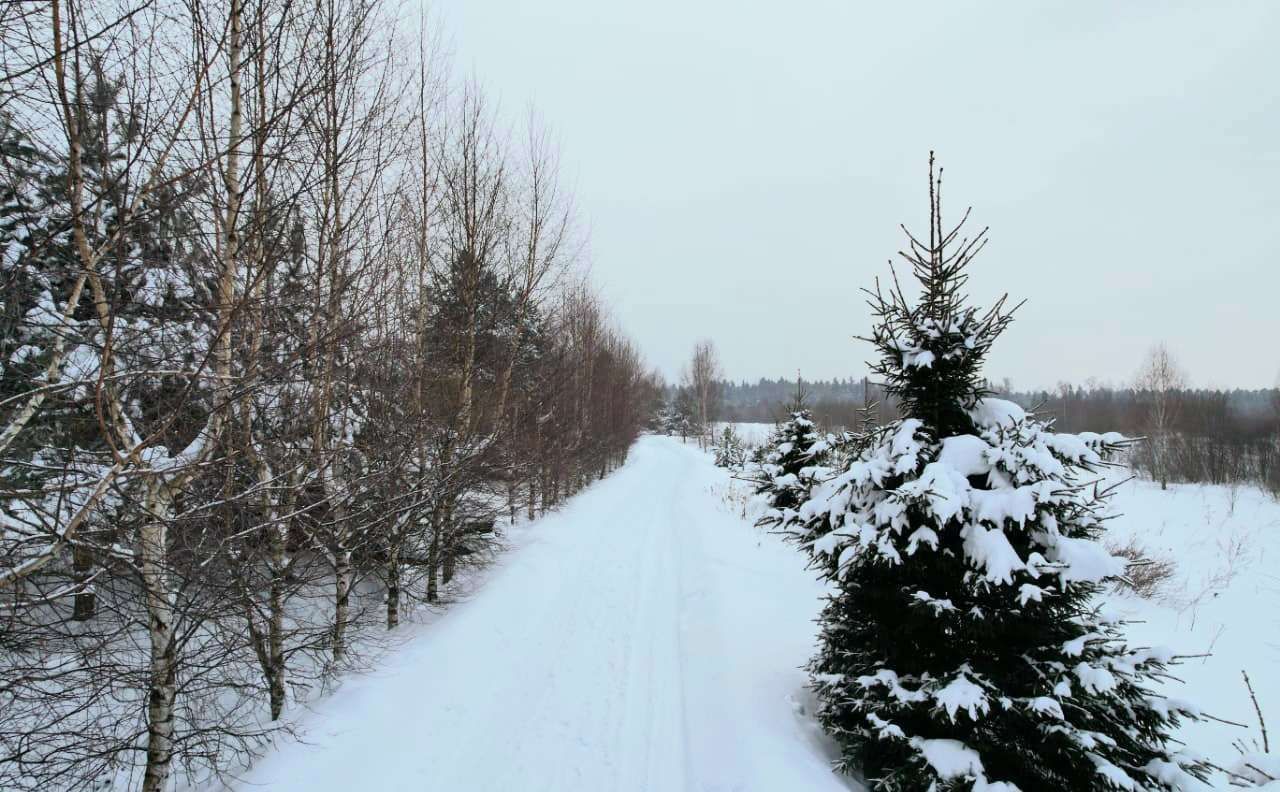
[140,484,177,792]
[332,528,351,660]
[266,484,289,719]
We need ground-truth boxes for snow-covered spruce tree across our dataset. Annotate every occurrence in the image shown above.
[714,424,745,468]
[754,408,827,530]
[654,396,679,436]
[752,382,845,532]
[794,158,1206,791]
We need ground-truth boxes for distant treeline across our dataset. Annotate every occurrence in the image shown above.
[1004,385,1279,495]
[718,377,890,426]
[718,378,1280,495]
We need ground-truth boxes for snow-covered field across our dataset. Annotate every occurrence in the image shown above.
[1103,477,1280,775]
[216,435,1280,790]
[715,421,776,448]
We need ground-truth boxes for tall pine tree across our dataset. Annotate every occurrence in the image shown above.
[792,156,1206,791]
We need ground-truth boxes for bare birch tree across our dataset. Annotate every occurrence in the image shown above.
[1135,342,1187,490]
[683,339,723,448]
[1,3,653,789]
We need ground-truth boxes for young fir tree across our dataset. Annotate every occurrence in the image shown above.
[655,397,679,436]
[755,384,831,531]
[713,424,745,468]
[791,157,1206,791]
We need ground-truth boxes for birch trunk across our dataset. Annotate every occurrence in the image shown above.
[332,537,351,660]
[440,501,457,586]
[140,484,177,792]
[386,542,400,629]
[267,517,287,719]
[425,510,440,603]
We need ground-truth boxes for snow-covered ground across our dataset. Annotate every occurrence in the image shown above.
[1103,477,1280,774]
[220,435,857,792]
[217,436,1280,791]
[715,421,776,449]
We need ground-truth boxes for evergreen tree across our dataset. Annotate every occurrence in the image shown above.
[673,385,697,441]
[0,75,218,622]
[0,115,84,525]
[651,396,677,435]
[792,157,1206,791]
[1,114,71,412]
[713,424,745,468]
[754,384,834,532]
[647,400,670,434]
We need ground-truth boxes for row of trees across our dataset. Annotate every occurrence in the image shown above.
[719,376,891,425]
[1,1,655,789]
[719,376,899,430]
[721,374,1279,441]
[720,371,1280,496]
[1002,360,1280,495]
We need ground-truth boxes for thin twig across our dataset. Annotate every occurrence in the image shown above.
[1243,669,1270,753]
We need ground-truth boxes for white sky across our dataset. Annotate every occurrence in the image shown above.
[432,0,1280,390]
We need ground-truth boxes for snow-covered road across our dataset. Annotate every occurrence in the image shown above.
[232,436,855,792]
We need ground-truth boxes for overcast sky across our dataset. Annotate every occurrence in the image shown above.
[433,0,1279,390]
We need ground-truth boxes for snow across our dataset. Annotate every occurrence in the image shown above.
[216,437,1280,791]
[1103,475,1280,781]
[968,484,1040,527]
[1043,532,1127,584]
[909,737,1023,791]
[1028,696,1064,719]
[714,422,775,449]
[937,434,992,476]
[934,671,991,722]
[967,398,1026,429]
[1073,662,1120,694]
[1230,754,1280,787]
[857,669,928,704]
[907,462,971,523]
[8,343,39,365]
[912,737,983,778]
[889,419,925,475]
[1092,755,1139,789]
[960,523,1026,585]
[221,436,859,792]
